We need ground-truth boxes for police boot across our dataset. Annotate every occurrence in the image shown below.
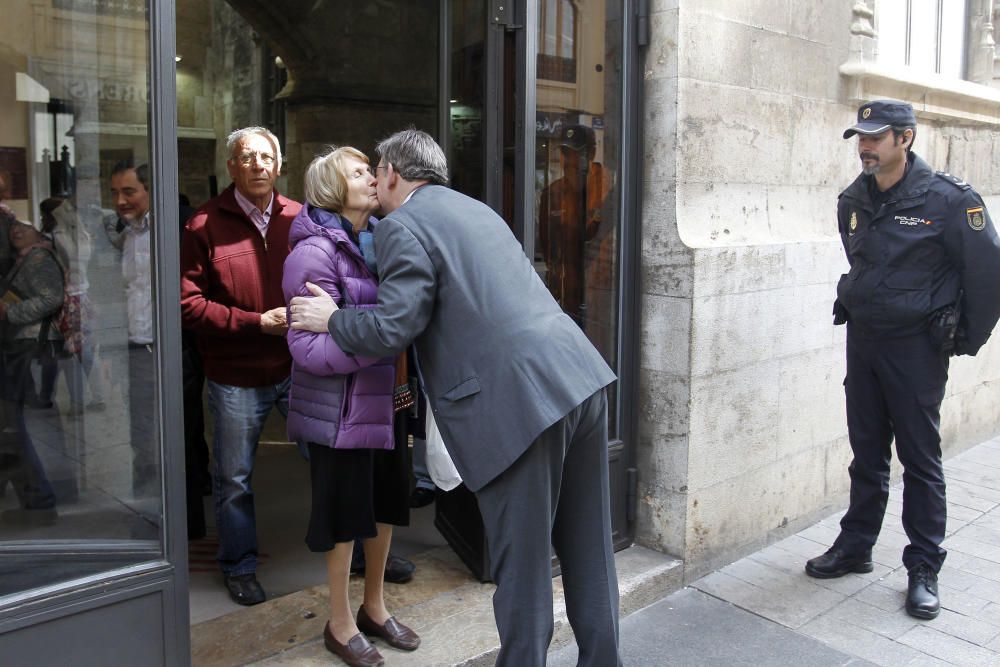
[805,548,873,579]
[906,563,940,620]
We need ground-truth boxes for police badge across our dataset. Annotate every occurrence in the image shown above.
[967,207,985,231]
[849,211,858,233]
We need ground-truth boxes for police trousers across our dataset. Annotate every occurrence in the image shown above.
[834,328,949,572]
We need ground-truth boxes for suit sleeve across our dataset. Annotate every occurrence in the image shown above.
[283,243,382,375]
[179,217,263,335]
[329,218,436,357]
[943,192,1000,355]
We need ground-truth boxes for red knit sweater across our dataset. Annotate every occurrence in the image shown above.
[180,185,302,387]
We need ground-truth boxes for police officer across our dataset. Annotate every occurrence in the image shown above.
[805,99,1000,620]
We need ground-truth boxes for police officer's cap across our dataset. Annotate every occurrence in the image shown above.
[843,99,916,139]
[559,124,596,152]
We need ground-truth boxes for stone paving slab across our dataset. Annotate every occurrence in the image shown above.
[548,588,872,667]
[552,437,1000,666]
[681,437,1000,666]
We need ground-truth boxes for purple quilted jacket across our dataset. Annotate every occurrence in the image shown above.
[282,204,396,450]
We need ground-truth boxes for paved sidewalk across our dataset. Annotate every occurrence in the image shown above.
[551,436,1000,666]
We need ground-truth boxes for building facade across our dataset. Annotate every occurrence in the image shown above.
[1,0,999,661]
[637,0,1000,579]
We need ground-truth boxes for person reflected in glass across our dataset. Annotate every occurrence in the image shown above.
[36,198,105,416]
[0,221,64,525]
[108,160,157,503]
[283,147,419,666]
[537,124,613,354]
[0,173,17,276]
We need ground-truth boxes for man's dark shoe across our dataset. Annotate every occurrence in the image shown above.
[906,563,940,619]
[409,486,437,508]
[351,554,415,584]
[804,548,874,579]
[224,572,266,606]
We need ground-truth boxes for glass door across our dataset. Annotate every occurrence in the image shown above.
[435,0,638,579]
[0,1,188,663]
[531,0,633,549]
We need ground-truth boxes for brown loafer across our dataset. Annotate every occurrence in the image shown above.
[357,605,421,651]
[323,622,384,667]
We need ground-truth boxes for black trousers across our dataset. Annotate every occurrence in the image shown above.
[129,344,158,498]
[834,328,949,572]
[182,332,208,538]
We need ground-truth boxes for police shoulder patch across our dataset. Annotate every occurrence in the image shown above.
[967,207,986,231]
[935,171,971,190]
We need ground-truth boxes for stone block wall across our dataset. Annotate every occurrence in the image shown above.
[638,0,1000,579]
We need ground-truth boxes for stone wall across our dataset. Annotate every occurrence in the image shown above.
[638,0,1000,579]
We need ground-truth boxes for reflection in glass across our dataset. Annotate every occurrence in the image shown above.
[449,0,486,202]
[535,0,620,435]
[0,0,161,600]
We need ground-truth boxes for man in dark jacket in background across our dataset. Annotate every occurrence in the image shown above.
[180,126,301,606]
[805,100,1000,620]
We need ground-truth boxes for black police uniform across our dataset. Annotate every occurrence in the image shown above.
[832,152,1000,572]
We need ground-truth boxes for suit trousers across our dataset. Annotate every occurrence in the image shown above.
[475,388,622,667]
[834,329,949,572]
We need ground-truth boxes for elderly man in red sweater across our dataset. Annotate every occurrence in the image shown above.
[180,126,301,606]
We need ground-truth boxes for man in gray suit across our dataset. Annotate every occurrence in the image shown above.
[290,129,621,666]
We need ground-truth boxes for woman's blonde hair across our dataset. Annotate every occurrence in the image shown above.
[303,146,369,212]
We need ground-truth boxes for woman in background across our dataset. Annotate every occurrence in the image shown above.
[37,197,105,415]
[0,222,64,520]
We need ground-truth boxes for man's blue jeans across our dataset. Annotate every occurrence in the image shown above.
[207,377,290,576]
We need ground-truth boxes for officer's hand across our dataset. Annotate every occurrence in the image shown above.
[832,300,848,326]
[953,330,970,357]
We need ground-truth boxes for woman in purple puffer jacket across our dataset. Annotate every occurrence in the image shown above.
[283,146,419,667]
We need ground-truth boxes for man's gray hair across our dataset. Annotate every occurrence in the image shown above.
[226,126,283,172]
[376,129,448,185]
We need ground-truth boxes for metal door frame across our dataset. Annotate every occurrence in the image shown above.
[0,0,190,661]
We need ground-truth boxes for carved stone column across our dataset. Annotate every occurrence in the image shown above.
[847,1,877,66]
[968,0,996,84]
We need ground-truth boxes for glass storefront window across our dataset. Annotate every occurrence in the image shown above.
[535,0,621,435]
[0,0,161,600]
[449,0,487,203]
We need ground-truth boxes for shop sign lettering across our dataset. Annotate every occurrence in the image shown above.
[66,79,149,104]
[53,0,148,18]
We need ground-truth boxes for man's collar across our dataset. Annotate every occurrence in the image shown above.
[233,187,275,218]
[126,211,151,232]
[400,182,430,206]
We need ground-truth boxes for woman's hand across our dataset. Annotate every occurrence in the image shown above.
[290,282,339,333]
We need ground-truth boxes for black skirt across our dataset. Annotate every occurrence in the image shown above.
[305,414,410,552]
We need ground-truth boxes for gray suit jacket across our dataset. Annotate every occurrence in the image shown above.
[329,185,615,491]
